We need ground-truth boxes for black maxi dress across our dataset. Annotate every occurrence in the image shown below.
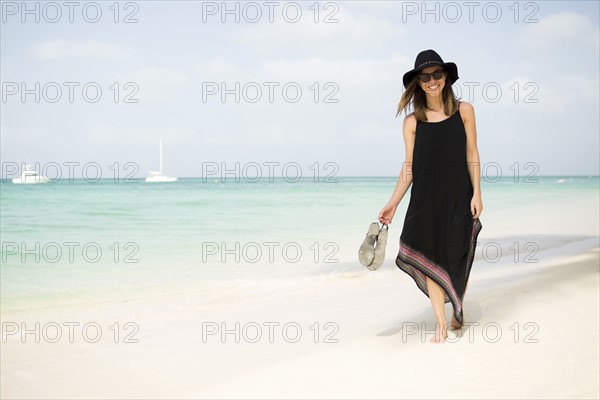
[395,102,483,326]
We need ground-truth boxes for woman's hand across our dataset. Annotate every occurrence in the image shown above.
[378,203,398,225]
[470,194,483,219]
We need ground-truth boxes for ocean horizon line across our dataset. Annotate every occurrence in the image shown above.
[1,174,599,182]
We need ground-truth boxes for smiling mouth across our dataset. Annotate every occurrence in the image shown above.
[427,84,440,90]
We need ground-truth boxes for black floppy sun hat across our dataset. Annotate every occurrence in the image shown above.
[403,49,459,89]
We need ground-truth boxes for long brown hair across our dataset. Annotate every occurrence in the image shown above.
[396,70,461,121]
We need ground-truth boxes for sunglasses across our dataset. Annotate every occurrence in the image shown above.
[417,69,445,83]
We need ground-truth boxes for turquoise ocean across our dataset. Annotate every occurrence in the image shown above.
[1,176,598,310]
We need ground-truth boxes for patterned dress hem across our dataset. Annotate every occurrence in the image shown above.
[395,217,483,326]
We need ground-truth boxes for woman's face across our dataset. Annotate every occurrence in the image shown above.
[418,66,446,95]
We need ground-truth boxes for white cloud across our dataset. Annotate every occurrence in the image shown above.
[469,73,599,113]
[521,12,599,48]
[187,54,410,91]
[533,74,599,112]
[347,1,399,11]
[188,57,242,81]
[34,40,130,60]
[86,125,194,145]
[115,67,191,103]
[229,4,404,57]
[258,54,409,88]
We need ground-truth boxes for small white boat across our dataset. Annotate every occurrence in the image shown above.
[145,140,177,183]
[12,164,50,184]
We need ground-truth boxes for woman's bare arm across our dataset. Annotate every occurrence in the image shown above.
[462,101,483,218]
[378,114,416,225]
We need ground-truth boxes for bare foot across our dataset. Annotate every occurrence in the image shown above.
[450,315,463,330]
[430,322,448,343]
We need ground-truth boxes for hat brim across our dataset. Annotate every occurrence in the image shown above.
[403,62,459,89]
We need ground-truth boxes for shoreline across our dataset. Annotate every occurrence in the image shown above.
[1,234,598,315]
[2,235,599,399]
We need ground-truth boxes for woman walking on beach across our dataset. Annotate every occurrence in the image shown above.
[378,49,483,344]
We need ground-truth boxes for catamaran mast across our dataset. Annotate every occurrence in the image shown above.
[159,139,164,174]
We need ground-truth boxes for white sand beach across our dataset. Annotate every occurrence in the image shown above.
[3,0,600,397]
[2,231,598,399]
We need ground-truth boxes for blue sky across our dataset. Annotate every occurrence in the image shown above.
[1,0,599,178]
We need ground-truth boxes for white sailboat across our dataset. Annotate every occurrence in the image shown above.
[12,164,50,184]
[145,140,177,183]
